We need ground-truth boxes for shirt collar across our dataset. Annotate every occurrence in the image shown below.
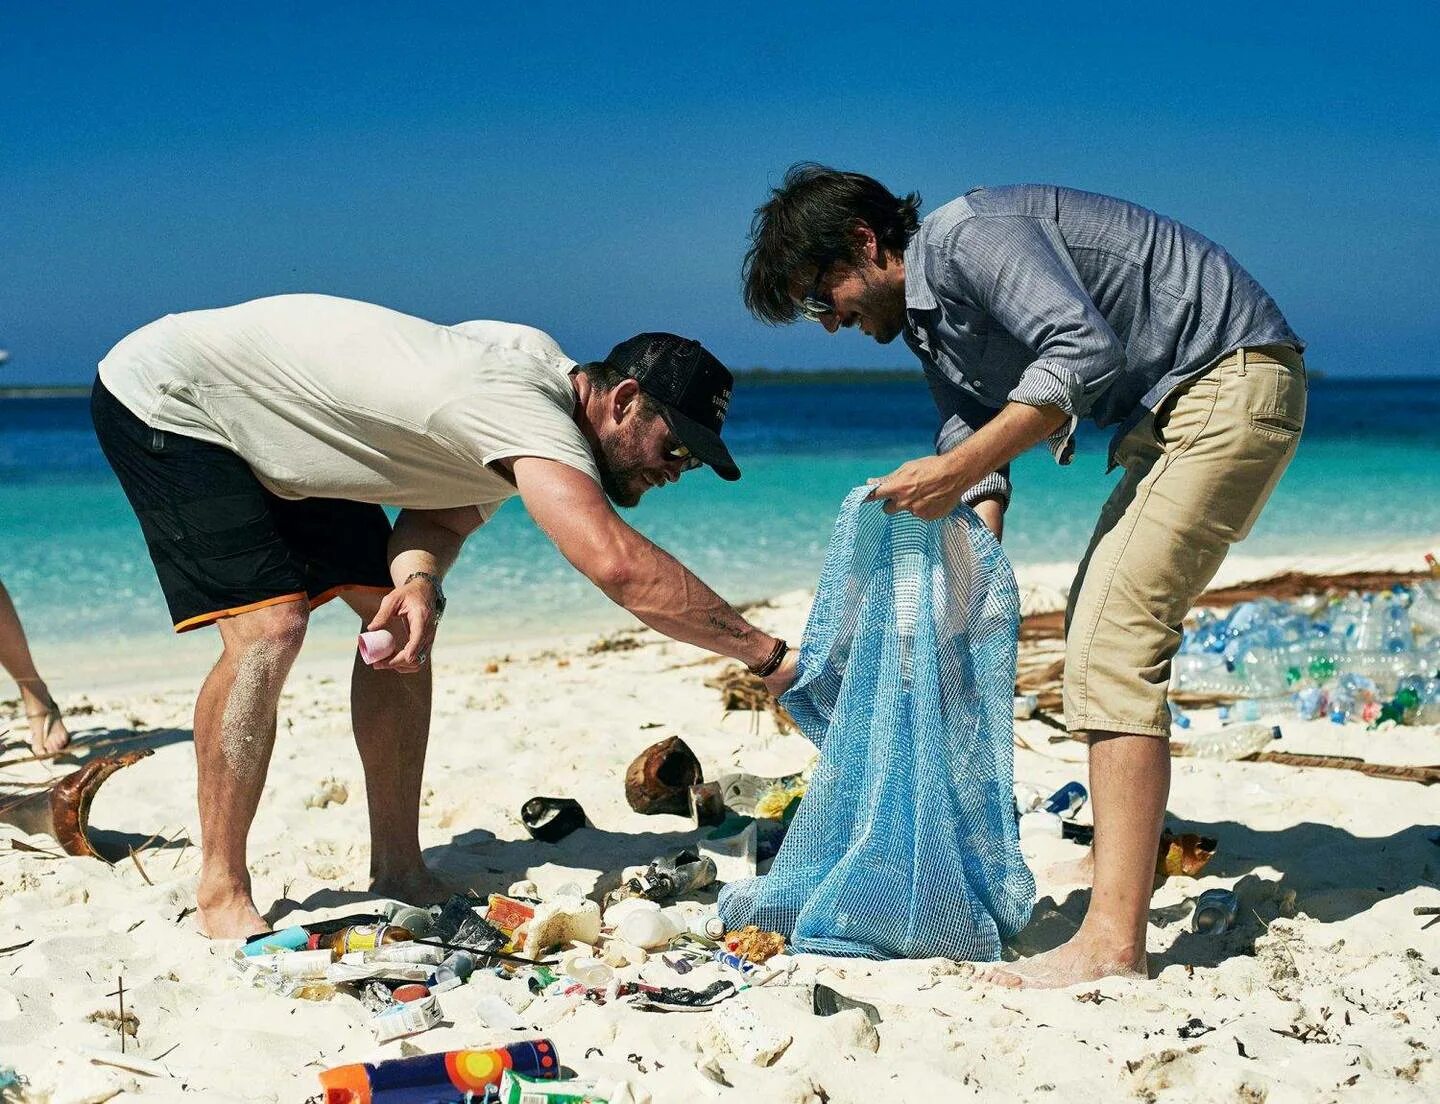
[902,233,937,313]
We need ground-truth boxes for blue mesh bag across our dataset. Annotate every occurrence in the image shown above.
[718,488,1035,960]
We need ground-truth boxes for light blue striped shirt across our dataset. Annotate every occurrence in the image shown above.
[902,185,1303,505]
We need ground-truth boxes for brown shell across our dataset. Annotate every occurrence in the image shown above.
[624,736,703,815]
[50,748,155,859]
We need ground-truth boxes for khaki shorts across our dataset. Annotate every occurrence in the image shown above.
[1062,345,1307,736]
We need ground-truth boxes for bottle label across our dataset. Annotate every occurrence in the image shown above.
[342,924,387,953]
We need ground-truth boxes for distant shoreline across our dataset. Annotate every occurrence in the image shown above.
[12,368,1440,400]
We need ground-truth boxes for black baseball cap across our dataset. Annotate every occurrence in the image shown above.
[593,332,740,481]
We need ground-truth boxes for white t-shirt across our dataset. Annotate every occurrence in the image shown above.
[98,294,602,517]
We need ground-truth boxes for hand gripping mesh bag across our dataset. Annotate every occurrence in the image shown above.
[718,488,1035,960]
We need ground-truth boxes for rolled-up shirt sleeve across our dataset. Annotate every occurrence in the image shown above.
[927,371,1013,508]
[942,215,1126,461]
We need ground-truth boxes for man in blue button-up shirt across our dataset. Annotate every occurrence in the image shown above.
[743,164,1307,987]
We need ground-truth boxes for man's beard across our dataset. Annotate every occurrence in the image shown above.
[856,273,906,344]
[596,436,647,509]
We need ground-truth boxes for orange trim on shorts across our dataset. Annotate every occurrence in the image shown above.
[173,591,310,634]
[309,583,392,610]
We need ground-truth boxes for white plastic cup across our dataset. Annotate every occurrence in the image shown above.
[358,629,397,665]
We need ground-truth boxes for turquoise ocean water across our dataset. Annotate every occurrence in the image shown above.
[2,376,1438,678]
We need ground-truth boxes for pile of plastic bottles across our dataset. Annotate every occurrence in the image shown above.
[1171,559,1440,728]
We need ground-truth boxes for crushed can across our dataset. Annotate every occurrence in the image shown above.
[1043,781,1088,817]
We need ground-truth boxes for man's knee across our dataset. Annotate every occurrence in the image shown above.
[219,600,310,665]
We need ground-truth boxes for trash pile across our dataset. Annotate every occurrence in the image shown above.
[226,736,820,1101]
[623,734,810,883]
[1172,564,1440,729]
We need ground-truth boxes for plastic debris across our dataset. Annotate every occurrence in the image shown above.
[812,983,881,1024]
[498,1070,651,1103]
[371,992,442,1042]
[1173,580,1440,726]
[711,1000,792,1066]
[523,896,601,959]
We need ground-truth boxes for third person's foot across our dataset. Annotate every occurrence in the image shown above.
[966,936,1147,989]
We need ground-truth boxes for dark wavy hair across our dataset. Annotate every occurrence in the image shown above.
[742,163,922,324]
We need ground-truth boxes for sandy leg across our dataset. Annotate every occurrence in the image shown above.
[193,602,309,939]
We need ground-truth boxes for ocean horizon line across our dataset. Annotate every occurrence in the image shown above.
[9,365,1440,398]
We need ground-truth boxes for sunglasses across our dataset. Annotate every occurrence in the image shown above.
[797,261,835,323]
[664,440,703,472]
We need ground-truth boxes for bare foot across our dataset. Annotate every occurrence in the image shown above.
[371,867,458,907]
[197,883,270,940]
[17,678,70,756]
[970,936,1147,989]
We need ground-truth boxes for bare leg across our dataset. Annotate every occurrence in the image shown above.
[342,593,450,904]
[978,732,1168,988]
[0,582,70,755]
[194,601,309,938]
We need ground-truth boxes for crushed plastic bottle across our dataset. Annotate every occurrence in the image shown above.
[1178,724,1280,762]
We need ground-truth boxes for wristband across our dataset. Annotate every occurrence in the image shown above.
[403,571,447,620]
[749,638,788,679]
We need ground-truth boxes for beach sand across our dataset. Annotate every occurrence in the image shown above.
[1,542,1437,1103]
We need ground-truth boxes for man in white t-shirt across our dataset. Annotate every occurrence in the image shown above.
[92,294,799,939]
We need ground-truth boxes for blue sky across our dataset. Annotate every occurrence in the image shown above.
[3,2,1437,382]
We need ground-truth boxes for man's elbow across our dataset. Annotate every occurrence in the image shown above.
[583,555,635,599]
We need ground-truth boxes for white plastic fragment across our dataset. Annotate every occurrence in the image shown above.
[712,1000,792,1066]
[523,895,601,958]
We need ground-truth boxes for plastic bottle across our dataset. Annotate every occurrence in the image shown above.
[1172,652,1241,694]
[320,923,414,960]
[1219,694,1297,725]
[1192,888,1239,933]
[1178,724,1280,762]
[427,950,475,993]
[240,925,311,957]
[1354,593,1385,653]
[1408,677,1440,724]
[1383,599,1415,653]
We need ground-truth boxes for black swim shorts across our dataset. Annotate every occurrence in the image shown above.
[91,378,394,632]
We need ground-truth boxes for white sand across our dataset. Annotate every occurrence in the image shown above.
[1,542,1437,1103]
